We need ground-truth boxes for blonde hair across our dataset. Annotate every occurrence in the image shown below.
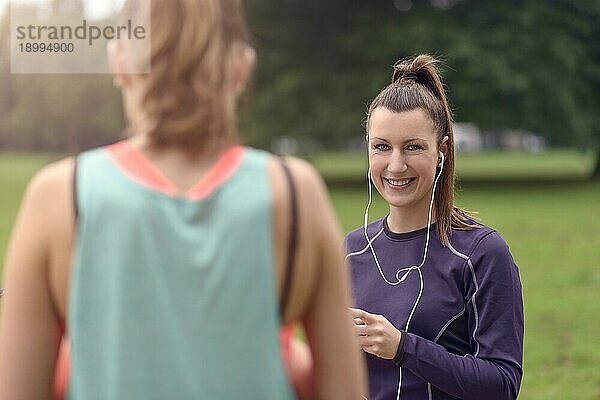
[366,54,479,245]
[121,0,249,156]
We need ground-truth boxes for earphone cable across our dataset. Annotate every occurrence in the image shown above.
[363,160,444,289]
[363,156,444,400]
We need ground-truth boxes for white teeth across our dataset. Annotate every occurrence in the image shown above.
[385,178,412,187]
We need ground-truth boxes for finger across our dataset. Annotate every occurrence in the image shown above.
[349,308,377,323]
[349,307,364,318]
[353,317,366,326]
[357,332,379,348]
[357,337,373,349]
[354,324,368,337]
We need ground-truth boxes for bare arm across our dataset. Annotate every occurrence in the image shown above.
[0,159,73,400]
[284,159,367,399]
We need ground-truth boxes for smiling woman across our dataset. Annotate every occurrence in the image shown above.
[368,108,443,232]
[345,54,524,400]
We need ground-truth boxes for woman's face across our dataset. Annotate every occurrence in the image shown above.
[368,107,442,215]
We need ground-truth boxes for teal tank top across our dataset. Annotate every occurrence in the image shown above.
[68,141,295,400]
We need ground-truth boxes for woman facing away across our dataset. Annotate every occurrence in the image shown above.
[345,55,524,400]
[0,0,367,399]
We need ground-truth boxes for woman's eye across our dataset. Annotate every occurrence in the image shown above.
[373,143,390,151]
[406,144,424,151]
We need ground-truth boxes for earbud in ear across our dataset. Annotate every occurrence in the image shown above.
[438,151,445,167]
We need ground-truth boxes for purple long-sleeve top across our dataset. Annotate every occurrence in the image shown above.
[345,218,523,400]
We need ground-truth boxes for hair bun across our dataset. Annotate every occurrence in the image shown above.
[399,72,418,82]
[392,66,419,84]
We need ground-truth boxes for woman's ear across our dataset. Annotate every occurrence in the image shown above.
[107,40,130,88]
[439,135,449,158]
[231,44,256,94]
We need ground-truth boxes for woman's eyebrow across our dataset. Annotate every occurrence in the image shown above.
[370,136,391,143]
[371,137,429,144]
[405,137,429,142]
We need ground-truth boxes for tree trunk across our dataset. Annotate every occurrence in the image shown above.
[592,147,600,179]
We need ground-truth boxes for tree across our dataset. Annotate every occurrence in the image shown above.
[244,0,600,174]
[1,0,598,177]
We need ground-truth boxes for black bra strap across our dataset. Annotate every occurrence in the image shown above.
[279,158,298,318]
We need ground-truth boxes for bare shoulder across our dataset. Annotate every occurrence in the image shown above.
[267,154,329,199]
[25,157,75,201]
[278,156,342,242]
[267,155,335,231]
[284,156,324,182]
[280,156,329,200]
[21,157,76,233]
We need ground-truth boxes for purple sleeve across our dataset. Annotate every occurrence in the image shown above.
[394,232,524,400]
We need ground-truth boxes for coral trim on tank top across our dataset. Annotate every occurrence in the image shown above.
[106,140,245,200]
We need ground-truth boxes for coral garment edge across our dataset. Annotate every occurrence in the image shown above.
[106,140,245,200]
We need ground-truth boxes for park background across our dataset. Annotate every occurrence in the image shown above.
[0,0,599,398]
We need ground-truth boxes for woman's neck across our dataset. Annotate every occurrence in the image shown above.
[386,205,437,234]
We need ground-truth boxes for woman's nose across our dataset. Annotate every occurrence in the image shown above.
[387,151,408,173]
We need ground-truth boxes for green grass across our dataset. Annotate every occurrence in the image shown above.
[306,148,600,399]
[454,150,595,180]
[330,180,600,400]
[1,151,599,399]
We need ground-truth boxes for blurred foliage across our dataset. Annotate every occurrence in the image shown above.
[0,0,123,152]
[1,1,599,164]
[244,0,600,150]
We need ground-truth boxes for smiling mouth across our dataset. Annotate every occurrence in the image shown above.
[384,177,415,188]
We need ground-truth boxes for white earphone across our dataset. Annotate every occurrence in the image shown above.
[360,148,445,400]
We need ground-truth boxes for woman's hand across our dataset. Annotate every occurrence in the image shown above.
[350,308,401,360]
